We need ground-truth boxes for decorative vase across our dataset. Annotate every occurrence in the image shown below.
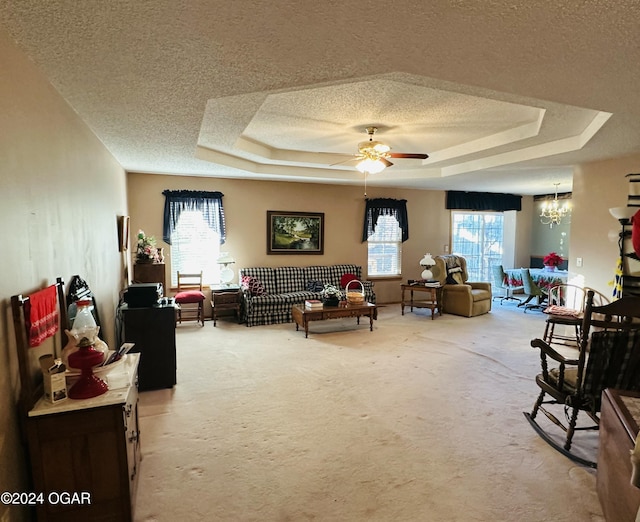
[157,248,164,263]
[544,265,556,272]
[323,297,340,307]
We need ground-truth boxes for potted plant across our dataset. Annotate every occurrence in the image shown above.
[321,284,342,306]
[136,230,160,264]
[543,252,563,271]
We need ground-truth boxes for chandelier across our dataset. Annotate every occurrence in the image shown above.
[540,183,570,228]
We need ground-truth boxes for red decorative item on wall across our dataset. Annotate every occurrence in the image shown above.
[632,209,640,257]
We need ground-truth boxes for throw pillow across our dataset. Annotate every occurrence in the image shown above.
[340,273,359,288]
[241,276,266,296]
[306,280,325,292]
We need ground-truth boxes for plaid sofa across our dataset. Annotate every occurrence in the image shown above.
[238,264,376,326]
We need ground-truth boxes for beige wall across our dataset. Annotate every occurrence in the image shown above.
[0,29,128,522]
[571,155,640,296]
[128,173,539,305]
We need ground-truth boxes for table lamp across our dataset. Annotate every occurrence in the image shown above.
[419,253,436,280]
[217,252,236,284]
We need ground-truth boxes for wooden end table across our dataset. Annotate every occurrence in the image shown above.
[211,285,241,326]
[292,302,377,338]
[401,283,442,320]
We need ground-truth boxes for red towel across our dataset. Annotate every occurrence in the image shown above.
[26,285,59,347]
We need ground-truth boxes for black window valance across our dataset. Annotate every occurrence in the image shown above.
[162,190,226,245]
[362,198,409,242]
[446,191,522,212]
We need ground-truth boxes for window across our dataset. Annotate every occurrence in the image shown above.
[170,210,220,286]
[451,211,504,281]
[162,189,226,287]
[367,215,402,276]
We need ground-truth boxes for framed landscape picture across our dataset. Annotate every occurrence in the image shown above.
[267,211,324,255]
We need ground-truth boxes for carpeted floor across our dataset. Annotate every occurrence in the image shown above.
[133,302,605,522]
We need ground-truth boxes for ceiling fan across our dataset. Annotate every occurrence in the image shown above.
[349,126,429,174]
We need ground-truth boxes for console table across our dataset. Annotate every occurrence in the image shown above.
[292,302,377,338]
[401,283,442,320]
[120,303,177,391]
[598,389,640,522]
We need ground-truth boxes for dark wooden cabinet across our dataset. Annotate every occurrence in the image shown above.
[26,355,140,521]
[597,389,640,522]
[120,304,177,391]
[133,263,166,293]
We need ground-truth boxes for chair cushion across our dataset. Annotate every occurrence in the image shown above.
[241,276,266,296]
[544,305,581,318]
[548,367,579,392]
[175,290,205,303]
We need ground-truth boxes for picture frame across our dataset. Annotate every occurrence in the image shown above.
[117,215,130,252]
[267,211,324,255]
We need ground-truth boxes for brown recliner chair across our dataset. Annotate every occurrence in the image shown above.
[434,255,492,317]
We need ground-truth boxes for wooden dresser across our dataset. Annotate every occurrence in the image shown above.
[597,389,640,522]
[26,354,141,521]
[133,262,166,293]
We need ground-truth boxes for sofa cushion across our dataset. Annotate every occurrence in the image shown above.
[305,266,333,287]
[275,267,306,293]
[241,276,266,296]
[340,272,359,288]
[306,280,325,292]
[239,267,277,295]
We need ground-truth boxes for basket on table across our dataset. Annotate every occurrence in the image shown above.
[345,280,365,305]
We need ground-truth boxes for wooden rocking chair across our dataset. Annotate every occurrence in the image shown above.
[524,290,640,467]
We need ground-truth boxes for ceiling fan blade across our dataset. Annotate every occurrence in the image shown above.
[380,157,393,168]
[330,156,359,167]
[389,152,429,159]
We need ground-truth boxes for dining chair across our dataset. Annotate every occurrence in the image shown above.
[519,268,548,312]
[491,265,522,304]
[174,271,205,326]
[543,284,610,347]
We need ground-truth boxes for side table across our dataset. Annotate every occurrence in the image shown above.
[211,284,241,326]
[401,283,442,320]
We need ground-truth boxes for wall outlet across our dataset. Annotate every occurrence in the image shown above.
[576,257,583,267]
[443,244,449,253]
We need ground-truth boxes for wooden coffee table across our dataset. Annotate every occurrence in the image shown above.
[292,302,377,338]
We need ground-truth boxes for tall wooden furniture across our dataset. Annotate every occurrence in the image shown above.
[597,389,640,522]
[133,262,166,293]
[120,303,177,391]
[11,278,140,521]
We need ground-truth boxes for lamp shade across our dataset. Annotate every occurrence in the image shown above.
[217,252,236,284]
[356,158,387,174]
[419,253,436,280]
[217,252,236,265]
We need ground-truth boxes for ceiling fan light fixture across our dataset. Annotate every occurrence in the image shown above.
[356,158,387,174]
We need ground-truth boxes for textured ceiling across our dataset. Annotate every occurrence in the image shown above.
[1,0,639,195]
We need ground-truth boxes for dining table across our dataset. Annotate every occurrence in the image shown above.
[504,268,569,290]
